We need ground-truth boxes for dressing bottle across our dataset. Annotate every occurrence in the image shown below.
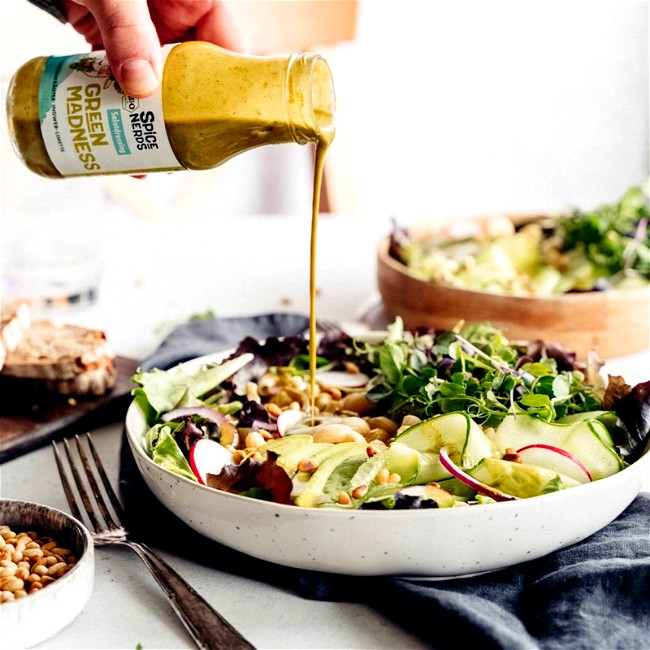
[6,41,335,178]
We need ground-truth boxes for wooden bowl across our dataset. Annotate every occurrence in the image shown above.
[376,217,650,360]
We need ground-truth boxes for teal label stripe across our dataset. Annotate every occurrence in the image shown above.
[107,109,131,155]
[39,56,67,123]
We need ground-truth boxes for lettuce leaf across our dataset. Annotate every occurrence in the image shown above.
[133,354,253,420]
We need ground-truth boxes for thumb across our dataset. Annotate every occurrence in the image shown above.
[82,0,162,97]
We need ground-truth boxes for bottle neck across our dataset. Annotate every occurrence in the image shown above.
[285,52,336,147]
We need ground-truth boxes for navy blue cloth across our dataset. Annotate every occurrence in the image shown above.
[119,314,650,650]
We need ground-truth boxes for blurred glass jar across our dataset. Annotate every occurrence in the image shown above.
[0,169,107,312]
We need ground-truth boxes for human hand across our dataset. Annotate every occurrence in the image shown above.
[61,0,242,97]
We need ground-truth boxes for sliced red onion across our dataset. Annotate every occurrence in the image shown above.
[316,370,369,388]
[251,419,279,434]
[438,447,516,502]
[162,406,227,426]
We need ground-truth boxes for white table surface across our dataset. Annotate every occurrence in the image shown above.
[2,209,648,649]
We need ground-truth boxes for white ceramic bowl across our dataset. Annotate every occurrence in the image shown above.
[124,351,650,579]
[0,500,95,649]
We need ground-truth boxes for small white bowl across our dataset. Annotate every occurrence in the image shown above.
[0,500,94,650]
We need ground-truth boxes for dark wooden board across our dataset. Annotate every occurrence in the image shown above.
[0,356,139,463]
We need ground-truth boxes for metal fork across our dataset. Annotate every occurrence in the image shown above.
[52,433,256,650]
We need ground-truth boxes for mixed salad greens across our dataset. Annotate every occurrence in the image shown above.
[390,185,650,296]
[132,320,650,510]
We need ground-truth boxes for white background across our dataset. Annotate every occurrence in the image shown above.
[0,0,648,351]
[1,0,648,222]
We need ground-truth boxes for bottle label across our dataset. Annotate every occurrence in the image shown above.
[38,47,183,176]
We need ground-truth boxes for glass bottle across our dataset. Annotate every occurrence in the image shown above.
[6,41,335,178]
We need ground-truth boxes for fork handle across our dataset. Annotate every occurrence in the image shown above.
[126,540,256,650]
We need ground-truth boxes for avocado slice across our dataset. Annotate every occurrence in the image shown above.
[469,457,581,498]
[275,442,335,475]
[263,434,313,456]
[294,442,368,507]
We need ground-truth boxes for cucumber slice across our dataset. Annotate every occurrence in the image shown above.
[495,414,623,480]
[396,412,496,469]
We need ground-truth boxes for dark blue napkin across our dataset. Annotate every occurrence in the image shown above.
[119,313,650,650]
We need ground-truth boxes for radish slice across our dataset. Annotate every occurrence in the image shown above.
[516,444,592,483]
[162,406,227,426]
[189,439,233,485]
[316,370,369,388]
[276,410,307,436]
[439,447,516,502]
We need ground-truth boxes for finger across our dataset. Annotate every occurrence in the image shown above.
[194,2,245,52]
[80,0,163,97]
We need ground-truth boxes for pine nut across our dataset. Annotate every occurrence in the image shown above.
[377,468,390,484]
[338,491,352,505]
[15,567,29,581]
[351,485,368,499]
[401,414,422,428]
[367,428,391,444]
[0,526,79,602]
[0,564,17,578]
[51,547,70,557]
[48,562,67,577]
[0,576,24,592]
[265,403,282,418]
[245,431,266,449]
[297,458,319,473]
[366,417,399,436]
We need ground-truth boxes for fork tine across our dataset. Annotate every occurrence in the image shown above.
[52,440,85,523]
[74,434,122,531]
[83,433,126,522]
[60,437,103,531]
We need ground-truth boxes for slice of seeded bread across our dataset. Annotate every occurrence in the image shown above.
[0,320,116,395]
[0,299,32,370]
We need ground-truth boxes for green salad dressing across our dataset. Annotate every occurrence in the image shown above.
[7,42,336,406]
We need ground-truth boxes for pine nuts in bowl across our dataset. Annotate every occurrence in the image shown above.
[0,500,94,650]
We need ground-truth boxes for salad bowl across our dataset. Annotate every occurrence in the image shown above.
[377,186,650,359]
[124,338,650,578]
[377,234,650,360]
